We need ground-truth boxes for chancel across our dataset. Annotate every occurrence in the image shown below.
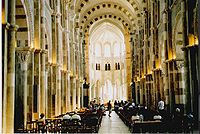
[1,0,199,133]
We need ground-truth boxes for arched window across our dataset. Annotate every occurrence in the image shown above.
[114,43,120,57]
[96,63,100,70]
[115,63,120,70]
[105,63,111,71]
[104,44,111,57]
[118,63,120,70]
[115,63,118,70]
[95,43,101,57]
[108,64,111,70]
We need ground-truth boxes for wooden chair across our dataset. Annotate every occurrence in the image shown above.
[61,119,71,133]
[68,119,81,133]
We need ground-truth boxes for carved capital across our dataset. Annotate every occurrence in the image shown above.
[2,23,10,29]
[16,47,30,63]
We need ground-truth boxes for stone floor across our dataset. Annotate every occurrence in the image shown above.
[98,111,131,134]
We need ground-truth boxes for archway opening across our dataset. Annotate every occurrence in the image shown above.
[88,22,127,104]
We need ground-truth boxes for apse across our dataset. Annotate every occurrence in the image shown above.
[88,22,127,103]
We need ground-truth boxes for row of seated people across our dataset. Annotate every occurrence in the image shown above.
[24,108,104,133]
[114,101,195,133]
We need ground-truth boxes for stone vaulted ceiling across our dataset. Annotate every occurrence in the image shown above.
[74,0,145,34]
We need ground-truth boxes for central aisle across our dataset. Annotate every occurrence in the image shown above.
[98,111,131,133]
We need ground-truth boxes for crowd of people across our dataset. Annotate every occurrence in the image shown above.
[34,99,194,133]
[112,99,195,133]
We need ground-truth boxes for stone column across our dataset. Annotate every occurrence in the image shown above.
[96,82,100,103]
[88,81,91,102]
[163,7,169,107]
[135,82,138,104]
[66,8,71,111]
[67,72,71,112]
[119,51,123,101]
[77,79,80,108]
[150,0,156,109]
[112,83,115,101]
[116,84,119,101]
[80,80,84,108]
[57,66,62,115]
[46,63,51,118]
[34,49,41,118]
[2,23,8,134]
[27,48,35,121]
[52,3,62,116]
[15,47,30,129]
[40,0,46,114]
[61,70,67,113]
[40,50,46,114]
[102,84,105,103]
[72,76,76,111]
[140,80,144,104]
[71,20,77,110]
[79,36,84,107]
[63,71,67,113]
[91,81,95,100]
[143,10,148,105]
[45,64,49,117]
[33,0,41,119]
[3,0,18,133]
[181,0,191,114]
[76,32,81,108]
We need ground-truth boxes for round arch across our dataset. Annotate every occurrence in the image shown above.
[89,18,126,35]
[173,11,184,60]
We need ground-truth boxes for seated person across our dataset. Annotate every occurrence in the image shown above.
[132,102,136,107]
[139,114,144,121]
[92,109,97,114]
[99,104,105,110]
[172,108,183,132]
[153,115,162,120]
[91,109,99,120]
[114,100,118,106]
[74,107,79,113]
[99,104,106,116]
[63,114,71,120]
[71,112,81,121]
[129,105,134,110]
[119,107,123,110]
[131,113,140,121]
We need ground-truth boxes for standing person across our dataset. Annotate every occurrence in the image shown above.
[38,113,46,132]
[107,100,112,117]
